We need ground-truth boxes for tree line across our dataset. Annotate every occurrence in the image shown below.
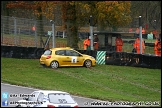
[1,1,161,49]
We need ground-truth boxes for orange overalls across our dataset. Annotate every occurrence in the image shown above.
[32,26,36,31]
[133,38,145,54]
[83,39,90,50]
[115,37,123,52]
[142,28,146,34]
[129,28,133,32]
[154,40,161,56]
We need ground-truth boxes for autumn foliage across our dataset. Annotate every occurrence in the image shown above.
[6,1,132,48]
[6,1,131,28]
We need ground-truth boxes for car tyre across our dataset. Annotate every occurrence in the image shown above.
[50,61,59,69]
[84,59,92,68]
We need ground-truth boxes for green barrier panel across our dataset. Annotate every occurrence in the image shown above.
[96,51,106,64]
[147,34,153,39]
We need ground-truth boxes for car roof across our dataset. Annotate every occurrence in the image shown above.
[50,47,72,50]
[34,90,70,95]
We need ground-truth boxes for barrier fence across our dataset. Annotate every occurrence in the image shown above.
[1,15,161,55]
[1,15,161,68]
[1,15,94,48]
[1,45,161,69]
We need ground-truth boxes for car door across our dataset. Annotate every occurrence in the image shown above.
[71,50,84,66]
[65,50,84,66]
[55,50,66,66]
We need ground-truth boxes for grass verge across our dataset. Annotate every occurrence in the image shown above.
[1,57,161,104]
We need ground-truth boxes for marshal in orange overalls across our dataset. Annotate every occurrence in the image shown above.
[133,37,145,54]
[83,38,90,50]
[154,39,161,56]
[115,35,123,52]
[32,25,36,31]
[142,28,146,34]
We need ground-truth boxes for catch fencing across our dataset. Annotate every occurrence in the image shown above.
[1,15,159,55]
[1,15,68,48]
[0,15,136,48]
[1,15,161,69]
[1,15,98,49]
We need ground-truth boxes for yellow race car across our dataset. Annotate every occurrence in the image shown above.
[40,47,96,69]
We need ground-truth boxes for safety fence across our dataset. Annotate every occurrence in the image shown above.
[1,45,161,69]
[1,15,160,55]
[2,15,160,47]
[1,15,92,48]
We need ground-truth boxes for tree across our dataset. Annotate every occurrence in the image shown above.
[94,1,131,31]
[6,1,132,49]
[130,1,161,30]
[61,2,79,49]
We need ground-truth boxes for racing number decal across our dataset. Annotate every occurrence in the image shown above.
[58,99,67,103]
[71,57,77,63]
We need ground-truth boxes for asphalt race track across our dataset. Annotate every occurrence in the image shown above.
[1,83,132,107]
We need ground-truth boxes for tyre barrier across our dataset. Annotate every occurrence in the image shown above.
[1,45,44,59]
[105,52,161,69]
[26,47,38,59]
[1,45,12,58]
[1,45,161,69]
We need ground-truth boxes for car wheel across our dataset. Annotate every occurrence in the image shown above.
[50,61,59,69]
[84,60,92,68]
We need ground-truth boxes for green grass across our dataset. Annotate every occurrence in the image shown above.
[1,57,161,105]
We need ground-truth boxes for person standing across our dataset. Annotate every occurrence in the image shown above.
[83,36,91,50]
[133,36,145,54]
[135,28,140,34]
[32,25,36,31]
[154,38,161,56]
[93,34,99,50]
[129,28,133,32]
[142,28,146,34]
[115,34,123,52]
[135,28,140,37]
